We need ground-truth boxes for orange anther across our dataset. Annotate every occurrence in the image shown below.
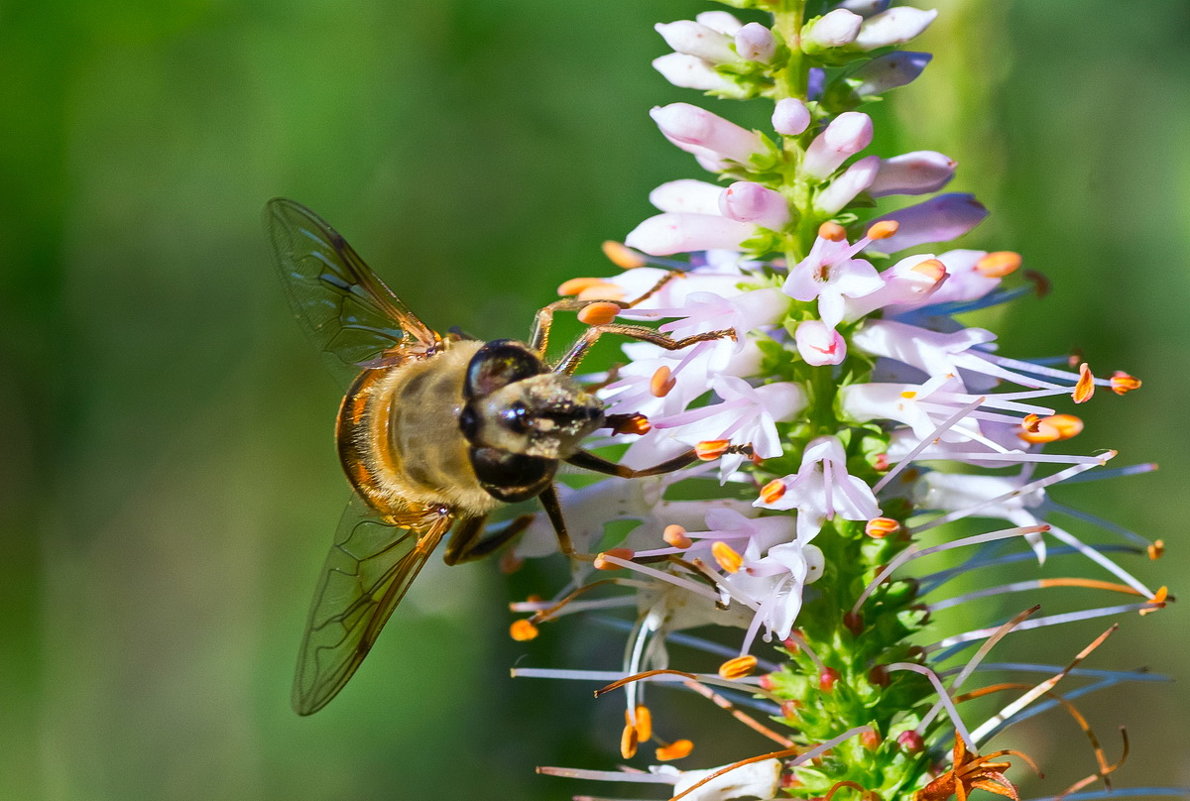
[695,439,732,460]
[818,221,847,241]
[577,283,626,302]
[1140,586,1169,616]
[509,619,539,641]
[1110,371,1142,395]
[865,517,900,539]
[602,240,648,269]
[655,739,694,761]
[1021,413,1042,433]
[577,301,622,326]
[711,541,744,573]
[627,705,653,742]
[557,276,606,297]
[1019,413,1084,444]
[866,220,900,240]
[650,365,676,397]
[975,250,1022,278]
[759,478,787,505]
[910,258,947,282]
[1072,363,1095,404]
[663,524,692,549]
[620,722,639,759]
[718,654,758,679]
[1148,539,1165,560]
[593,547,635,570]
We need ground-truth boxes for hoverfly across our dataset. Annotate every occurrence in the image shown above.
[266,198,735,714]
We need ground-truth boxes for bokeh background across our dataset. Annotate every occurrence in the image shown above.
[3,1,1188,799]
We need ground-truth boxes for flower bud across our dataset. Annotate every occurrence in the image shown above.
[720,181,790,229]
[772,98,811,136]
[655,20,737,64]
[795,320,847,366]
[855,7,937,51]
[802,112,873,179]
[735,23,777,63]
[868,150,955,197]
[816,154,879,214]
[803,9,862,51]
[837,0,890,16]
[851,51,932,96]
[650,179,725,215]
[625,212,754,256]
[694,10,743,36]
[866,193,989,253]
[650,103,766,164]
[897,730,924,753]
[652,53,738,94]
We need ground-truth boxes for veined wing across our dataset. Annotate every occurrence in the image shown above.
[265,198,440,386]
[292,494,452,715]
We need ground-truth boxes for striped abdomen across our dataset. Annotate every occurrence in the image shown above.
[336,340,500,517]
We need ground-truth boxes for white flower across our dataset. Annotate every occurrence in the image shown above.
[755,435,881,542]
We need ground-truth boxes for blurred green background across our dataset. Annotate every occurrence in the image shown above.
[2,1,1187,799]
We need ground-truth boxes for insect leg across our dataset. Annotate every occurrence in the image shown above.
[552,325,735,376]
[528,272,685,355]
[538,483,593,560]
[443,514,536,565]
[565,448,699,478]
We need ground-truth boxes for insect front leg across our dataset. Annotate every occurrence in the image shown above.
[552,324,736,376]
[443,514,536,565]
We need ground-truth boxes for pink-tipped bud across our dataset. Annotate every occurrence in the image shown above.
[866,193,988,253]
[803,112,873,179]
[695,10,743,36]
[655,20,737,64]
[652,53,738,94]
[868,150,956,197]
[818,667,840,692]
[802,9,862,51]
[649,179,725,215]
[625,212,753,256]
[855,7,937,51]
[650,103,766,164]
[720,181,791,229]
[851,51,932,96]
[735,23,777,63]
[772,98,811,136]
[816,155,879,214]
[897,731,924,753]
[795,320,847,366]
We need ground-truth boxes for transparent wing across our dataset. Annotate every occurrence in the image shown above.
[265,198,440,385]
[292,494,452,715]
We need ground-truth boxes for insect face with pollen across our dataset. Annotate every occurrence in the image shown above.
[266,198,734,715]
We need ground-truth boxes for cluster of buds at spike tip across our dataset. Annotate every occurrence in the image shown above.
[511,3,1171,801]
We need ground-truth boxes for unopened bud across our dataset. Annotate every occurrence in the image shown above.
[650,103,766,164]
[735,23,777,63]
[818,667,840,692]
[802,9,862,51]
[869,150,956,197]
[655,20,737,64]
[897,730,924,753]
[803,112,873,179]
[816,155,880,214]
[652,53,738,94]
[772,98,811,136]
[720,181,790,228]
[855,7,937,51]
[850,51,932,96]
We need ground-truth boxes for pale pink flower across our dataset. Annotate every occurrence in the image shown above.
[795,319,847,366]
[802,111,873,179]
[783,230,884,328]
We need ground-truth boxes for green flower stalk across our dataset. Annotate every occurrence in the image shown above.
[506,2,1180,800]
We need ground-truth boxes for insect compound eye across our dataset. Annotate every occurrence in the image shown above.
[469,446,556,503]
[464,340,544,399]
[500,401,530,435]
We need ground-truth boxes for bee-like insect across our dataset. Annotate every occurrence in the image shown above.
[266,199,735,714]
